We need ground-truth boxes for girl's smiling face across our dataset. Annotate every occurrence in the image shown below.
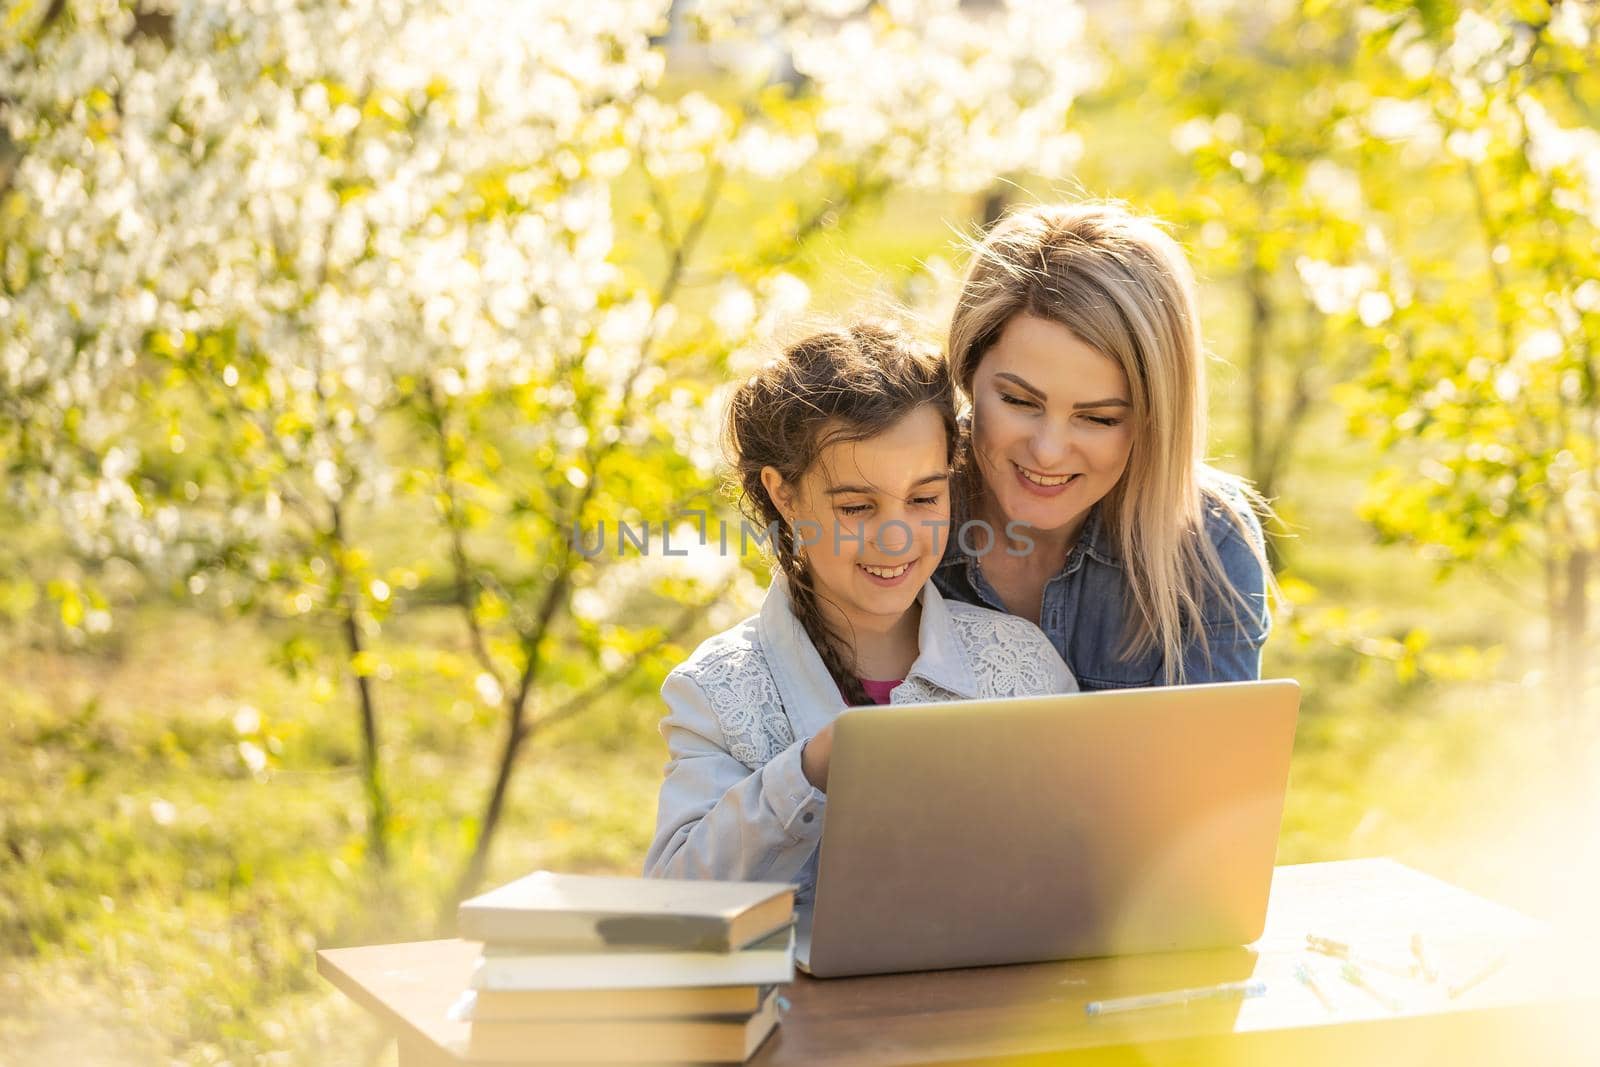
[970,313,1136,539]
[762,404,951,631]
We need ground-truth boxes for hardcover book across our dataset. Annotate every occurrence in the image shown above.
[458,870,796,953]
[463,987,782,1062]
[457,983,772,1021]
[470,927,795,992]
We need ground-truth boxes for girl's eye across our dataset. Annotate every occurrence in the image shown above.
[912,496,942,507]
[1000,393,1036,408]
[1084,415,1123,427]
[838,503,872,516]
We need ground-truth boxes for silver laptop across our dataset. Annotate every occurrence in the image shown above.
[796,679,1300,978]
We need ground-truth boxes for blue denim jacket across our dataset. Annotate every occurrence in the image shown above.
[933,487,1270,690]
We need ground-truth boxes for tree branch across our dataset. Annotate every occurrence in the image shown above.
[435,575,733,927]
[450,152,734,906]
[526,575,738,742]
[419,377,507,698]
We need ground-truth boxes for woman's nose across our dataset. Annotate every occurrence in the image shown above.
[1029,420,1073,468]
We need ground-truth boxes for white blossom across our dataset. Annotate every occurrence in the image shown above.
[3,0,1094,600]
[1295,257,1378,317]
[779,0,1093,192]
[1305,159,1364,219]
[1446,10,1507,77]
[1521,98,1600,228]
[1357,291,1393,329]
[1365,97,1439,145]
[1548,2,1593,50]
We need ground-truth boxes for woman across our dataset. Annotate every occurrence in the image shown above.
[933,201,1272,689]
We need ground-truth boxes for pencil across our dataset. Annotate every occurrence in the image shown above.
[1294,962,1335,1011]
[1447,952,1509,999]
[1411,933,1437,982]
[1306,934,1416,978]
[1341,962,1402,1011]
[1085,979,1266,1016]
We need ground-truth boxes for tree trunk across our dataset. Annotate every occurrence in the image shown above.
[1560,549,1590,717]
[341,597,390,867]
[979,184,1009,231]
[329,497,390,867]
[1244,251,1271,498]
[1240,250,1292,573]
[448,715,527,915]
[447,567,576,913]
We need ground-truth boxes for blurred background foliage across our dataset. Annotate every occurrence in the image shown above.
[2,0,1598,1064]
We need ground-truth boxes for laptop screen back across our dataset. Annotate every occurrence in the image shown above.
[802,680,1300,978]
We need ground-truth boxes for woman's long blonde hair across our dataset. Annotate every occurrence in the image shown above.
[947,201,1269,681]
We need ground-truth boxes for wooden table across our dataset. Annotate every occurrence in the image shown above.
[318,859,1600,1066]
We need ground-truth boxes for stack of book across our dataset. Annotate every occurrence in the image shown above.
[453,871,798,1064]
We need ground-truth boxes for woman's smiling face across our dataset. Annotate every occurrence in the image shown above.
[970,313,1136,539]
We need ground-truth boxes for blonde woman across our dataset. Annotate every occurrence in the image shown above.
[934,201,1272,689]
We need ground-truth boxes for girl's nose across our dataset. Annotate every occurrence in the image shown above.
[871,516,915,556]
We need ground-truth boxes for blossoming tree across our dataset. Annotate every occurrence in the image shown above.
[1335,2,1600,707]
[1,0,1095,896]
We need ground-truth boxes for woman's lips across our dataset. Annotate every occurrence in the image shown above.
[1013,461,1081,497]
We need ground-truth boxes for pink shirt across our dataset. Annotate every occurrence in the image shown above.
[859,678,903,705]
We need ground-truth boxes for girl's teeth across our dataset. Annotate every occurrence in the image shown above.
[862,563,910,578]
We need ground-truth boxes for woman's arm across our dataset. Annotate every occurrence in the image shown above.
[1181,614,1267,683]
[643,670,825,884]
[1181,495,1272,684]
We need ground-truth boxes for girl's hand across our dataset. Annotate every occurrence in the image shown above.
[801,722,835,792]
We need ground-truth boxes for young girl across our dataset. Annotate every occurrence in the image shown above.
[644,320,1076,898]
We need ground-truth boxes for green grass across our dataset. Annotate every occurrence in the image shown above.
[0,599,669,1066]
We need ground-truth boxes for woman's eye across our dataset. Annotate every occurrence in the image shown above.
[1000,393,1036,408]
[839,503,872,516]
[1085,415,1123,427]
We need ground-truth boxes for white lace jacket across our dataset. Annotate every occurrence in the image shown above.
[642,574,1077,900]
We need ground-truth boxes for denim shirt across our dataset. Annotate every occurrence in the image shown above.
[933,487,1270,690]
[643,573,1076,901]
